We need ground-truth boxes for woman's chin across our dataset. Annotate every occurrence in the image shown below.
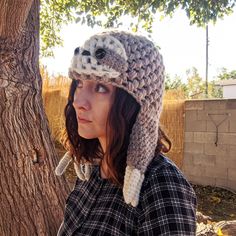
[78,131,96,140]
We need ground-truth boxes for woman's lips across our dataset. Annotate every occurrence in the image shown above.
[78,117,92,124]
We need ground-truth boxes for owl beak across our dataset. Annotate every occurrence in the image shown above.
[81,50,91,56]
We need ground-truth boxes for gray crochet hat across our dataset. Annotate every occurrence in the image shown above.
[55,30,165,207]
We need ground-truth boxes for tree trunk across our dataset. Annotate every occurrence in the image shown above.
[0,0,70,235]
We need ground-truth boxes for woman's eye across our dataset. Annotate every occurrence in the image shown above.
[96,84,108,93]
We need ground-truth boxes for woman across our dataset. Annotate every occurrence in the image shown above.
[56,31,197,235]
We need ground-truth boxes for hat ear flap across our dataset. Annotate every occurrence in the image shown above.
[123,166,145,207]
[74,162,92,181]
[55,151,72,176]
[123,109,160,207]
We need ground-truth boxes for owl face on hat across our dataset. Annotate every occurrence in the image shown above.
[69,31,165,112]
[70,34,129,79]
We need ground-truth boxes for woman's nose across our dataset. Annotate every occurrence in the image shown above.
[73,90,91,111]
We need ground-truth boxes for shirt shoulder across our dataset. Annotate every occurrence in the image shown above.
[144,154,193,189]
[140,153,197,208]
[137,154,197,235]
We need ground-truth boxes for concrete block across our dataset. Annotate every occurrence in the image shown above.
[215,146,236,166]
[228,168,236,181]
[204,101,226,110]
[229,145,236,158]
[204,167,228,179]
[182,173,194,181]
[182,164,206,177]
[229,119,236,133]
[215,155,229,169]
[206,119,229,133]
[197,110,209,121]
[215,178,228,189]
[228,180,236,191]
[192,154,203,165]
[228,157,236,167]
[221,110,236,132]
[185,101,204,111]
[193,154,216,167]
[193,132,205,143]
[193,132,216,144]
[181,165,188,174]
[190,175,216,186]
[227,110,236,117]
[185,110,197,121]
[205,133,217,143]
[204,143,229,156]
[185,120,207,132]
[182,153,193,166]
[226,100,236,109]
[218,133,236,145]
[185,142,204,154]
[184,132,194,143]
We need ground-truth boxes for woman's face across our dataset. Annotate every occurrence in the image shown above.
[72,75,115,148]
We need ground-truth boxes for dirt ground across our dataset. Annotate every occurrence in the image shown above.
[193,184,236,222]
[55,142,236,223]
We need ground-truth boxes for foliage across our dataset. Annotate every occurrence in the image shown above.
[165,74,184,90]
[40,0,235,56]
[40,0,77,57]
[207,68,236,98]
[165,67,206,99]
[185,67,205,99]
[216,67,236,80]
[164,74,187,100]
[208,80,223,99]
[164,67,236,99]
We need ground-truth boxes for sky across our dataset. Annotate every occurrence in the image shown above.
[41,8,236,82]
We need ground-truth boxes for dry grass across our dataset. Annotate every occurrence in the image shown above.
[41,66,70,141]
[161,100,185,168]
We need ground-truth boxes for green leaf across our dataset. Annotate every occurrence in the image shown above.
[40,0,236,57]
[75,17,81,23]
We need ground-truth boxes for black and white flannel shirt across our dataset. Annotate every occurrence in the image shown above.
[58,154,197,235]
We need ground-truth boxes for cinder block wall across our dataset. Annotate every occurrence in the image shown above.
[182,99,236,191]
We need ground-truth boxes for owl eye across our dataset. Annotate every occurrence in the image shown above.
[95,48,106,59]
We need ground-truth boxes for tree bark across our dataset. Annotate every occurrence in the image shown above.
[0,0,33,38]
[0,0,70,235]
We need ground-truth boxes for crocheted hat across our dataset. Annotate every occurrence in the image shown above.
[55,31,165,207]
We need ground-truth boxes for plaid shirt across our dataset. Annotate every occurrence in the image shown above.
[58,154,197,236]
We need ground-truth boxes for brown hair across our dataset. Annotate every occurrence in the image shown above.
[64,79,171,187]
